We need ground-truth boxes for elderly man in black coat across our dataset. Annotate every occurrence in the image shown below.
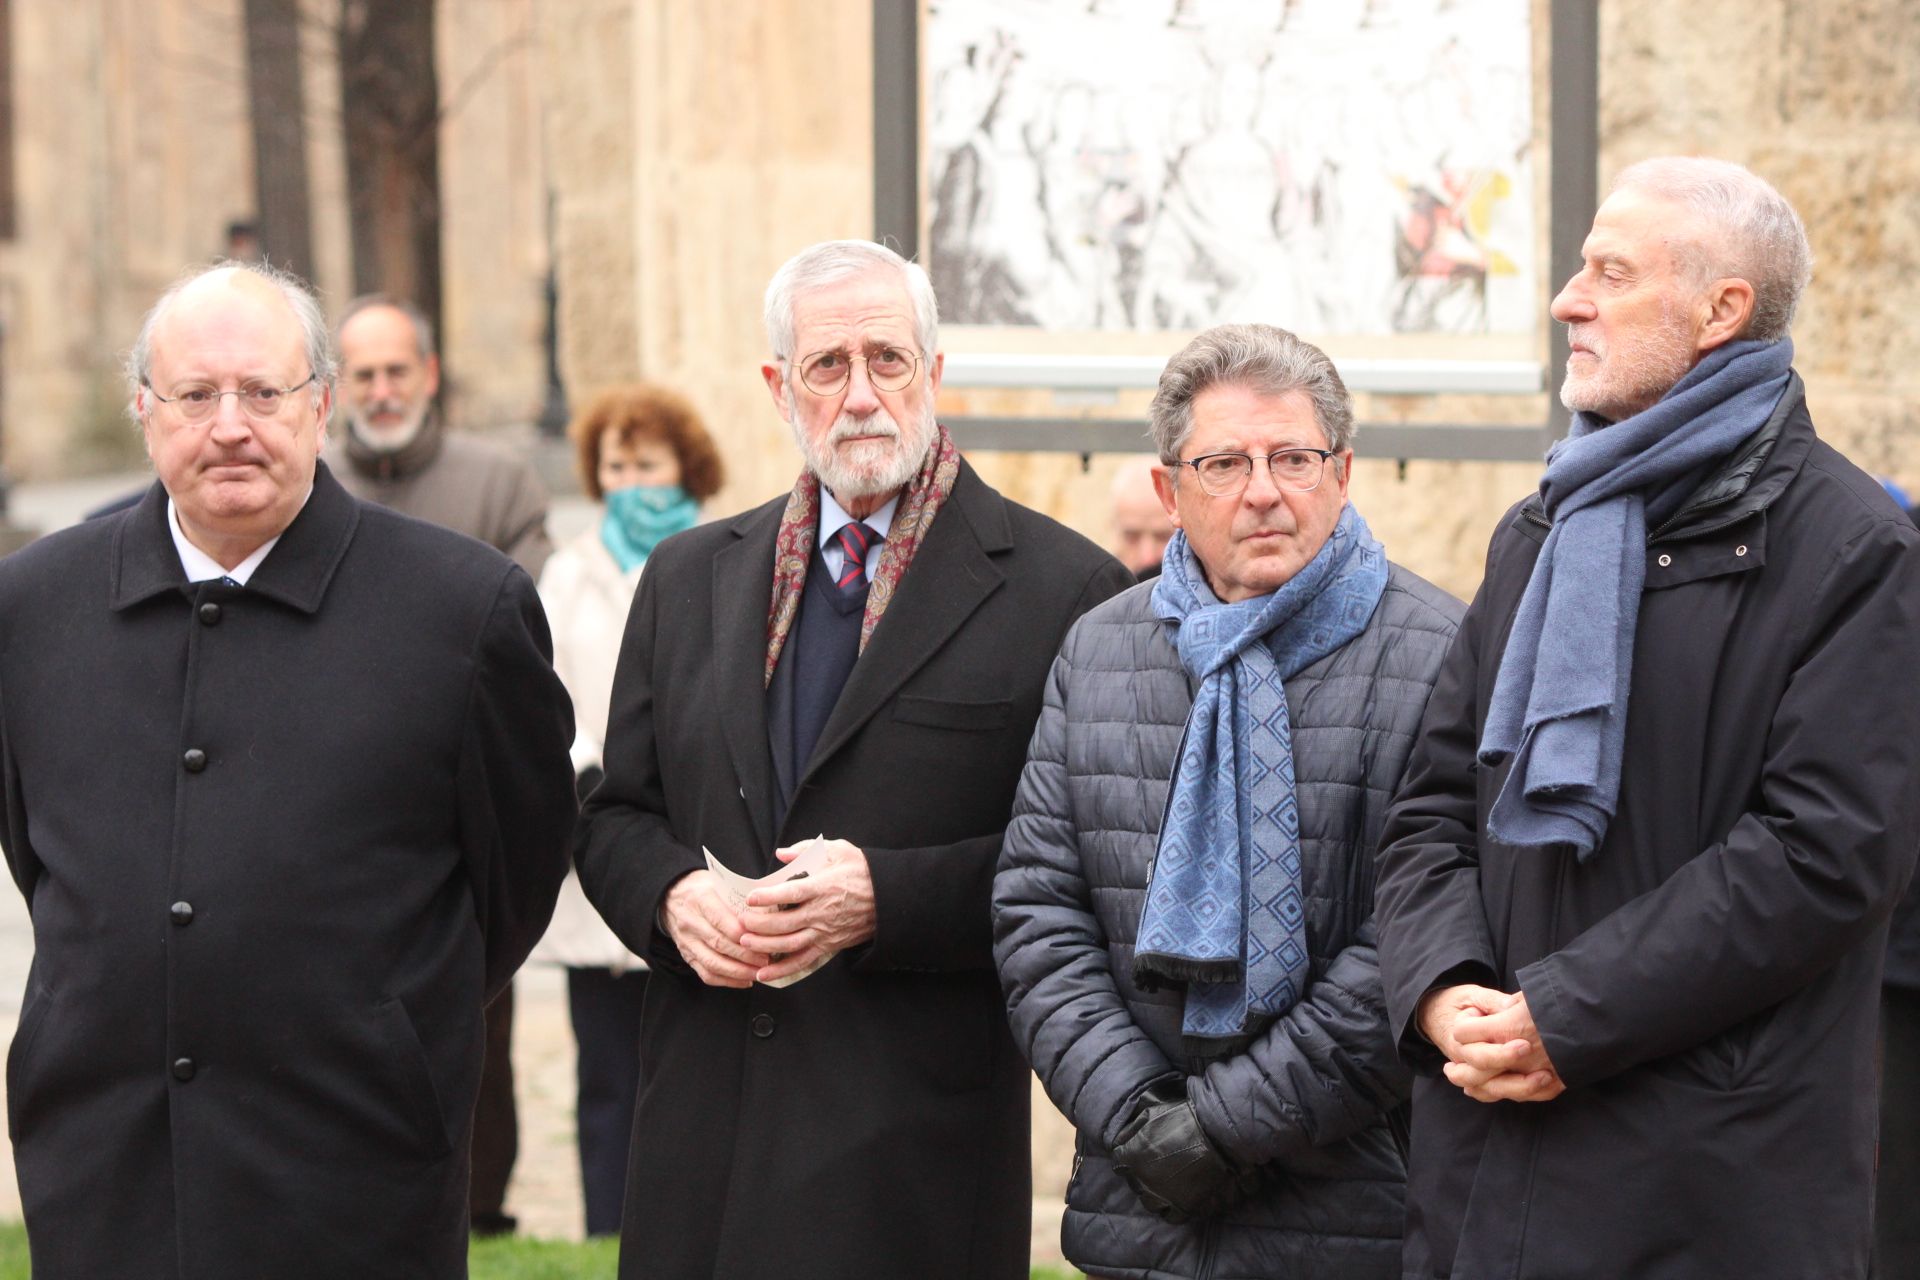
[577,240,1133,1279]
[1375,157,1920,1278]
[0,261,576,1278]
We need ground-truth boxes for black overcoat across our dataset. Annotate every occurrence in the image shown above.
[0,464,576,1279]
[577,458,1133,1279]
[1374,379,1920,1278]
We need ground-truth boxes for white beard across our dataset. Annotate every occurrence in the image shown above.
[347,398,430,453]
[789,392,933,502]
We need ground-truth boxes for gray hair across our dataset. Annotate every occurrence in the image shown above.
[1149,323,1354,466]
[763,240,938,360]
[126,260,335,422]
[336,293,437,361]
[1611,156,1812,342]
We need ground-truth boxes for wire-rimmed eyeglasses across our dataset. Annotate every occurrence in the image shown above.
[1171,448,1337,497]
[145,372,318,424]
[792,346,921,396]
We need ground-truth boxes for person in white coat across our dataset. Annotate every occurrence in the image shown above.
[534,384,725,1237]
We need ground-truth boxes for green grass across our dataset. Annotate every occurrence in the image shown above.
[0,1223,1081,1278]
[470,1233,621,1277]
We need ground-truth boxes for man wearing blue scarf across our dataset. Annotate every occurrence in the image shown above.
[1375,158,1920,1279]
[995,324,1463,1278]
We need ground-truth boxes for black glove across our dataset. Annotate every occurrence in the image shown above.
[1109,1079,1253,1224]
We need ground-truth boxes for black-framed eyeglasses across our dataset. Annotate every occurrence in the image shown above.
[792,346,920,396]
[145,372,319,424]
[1172,448,1337,497]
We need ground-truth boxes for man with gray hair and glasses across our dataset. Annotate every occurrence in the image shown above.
[995,322,1462,1278]
[577,239,1132,1277]
[1374,157,1920,1277]
[0,260,576,1276]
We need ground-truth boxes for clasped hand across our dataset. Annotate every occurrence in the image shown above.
[1418,984,1566,1104]
[659,839,876,988]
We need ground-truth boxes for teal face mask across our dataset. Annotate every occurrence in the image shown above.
[601,484,700,570]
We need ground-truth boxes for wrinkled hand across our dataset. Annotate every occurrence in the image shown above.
[736,839,876,984]
[1420,984,1564,1104]
[660,870,772,989]
[1109,1080,1255,1224]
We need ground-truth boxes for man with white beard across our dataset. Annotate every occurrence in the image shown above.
[576,240,1133,1278]
[326,293,554,1237]
[328,296,552,577]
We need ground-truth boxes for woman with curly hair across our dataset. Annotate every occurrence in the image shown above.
[533,383,725,1237]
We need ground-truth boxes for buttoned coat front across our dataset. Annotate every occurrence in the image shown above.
[577,458,1133,1280]
[0,464,576,1279]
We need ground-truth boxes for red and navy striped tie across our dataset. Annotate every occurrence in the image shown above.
[834,521,877,595]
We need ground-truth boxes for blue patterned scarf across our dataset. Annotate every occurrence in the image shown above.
[1136,504,1388,1039]
[1478,338,1794,857]
[601,484,700,571]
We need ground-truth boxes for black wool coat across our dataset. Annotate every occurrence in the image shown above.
[1374,378,1920,1279]
[0,464,577,1279]
[577,458,1133,1280]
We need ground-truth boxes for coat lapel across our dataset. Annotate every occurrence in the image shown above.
[796,462,1009,796]
[109,463,359,614]
[711,499,787,854]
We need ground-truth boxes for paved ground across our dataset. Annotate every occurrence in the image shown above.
[0,469,1076,1260]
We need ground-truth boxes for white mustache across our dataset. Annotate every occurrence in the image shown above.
[828,413,900,444]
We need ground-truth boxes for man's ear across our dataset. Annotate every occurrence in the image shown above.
[761,362,793,423]
[1151,464,1183,529]
[1695,277,1757,354]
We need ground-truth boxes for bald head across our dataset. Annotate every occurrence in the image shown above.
[131,261,334,570]
[1110,455,1175,576]
[126,260,335,418]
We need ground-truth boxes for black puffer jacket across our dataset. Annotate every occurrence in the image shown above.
[995,563,1461,1279]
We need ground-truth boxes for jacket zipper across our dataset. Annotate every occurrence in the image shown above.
[1196,1214,1222,1280]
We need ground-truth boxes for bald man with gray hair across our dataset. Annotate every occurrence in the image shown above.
[0,261,576,1277]
[1375,156,1920,1277]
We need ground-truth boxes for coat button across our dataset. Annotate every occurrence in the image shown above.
[170,901,194,926]
[182,748,208,773]
[1735,545,1748,557]
[171,1057,196,1081]
[1656,553,1672,567]
[198,602,222,626]
[751,1013,775,1039]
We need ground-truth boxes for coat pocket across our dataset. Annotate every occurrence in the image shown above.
[891,695,1013,732]
[6,982,54,1142]
[370,996,454,1158]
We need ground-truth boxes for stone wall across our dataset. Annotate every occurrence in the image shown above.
[0,0,556,483]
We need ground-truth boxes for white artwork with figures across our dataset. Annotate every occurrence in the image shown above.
[925,0,1536,338]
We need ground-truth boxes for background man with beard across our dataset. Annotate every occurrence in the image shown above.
[576,239,1134,1278]
[1374,157,1920,1277]
[328,293,553,1236]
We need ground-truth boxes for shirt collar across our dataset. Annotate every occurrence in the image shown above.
[816,488,899,549]
[165,487,312,585]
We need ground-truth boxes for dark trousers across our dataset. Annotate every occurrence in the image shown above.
[567,966,648,1237]
[1878,985,1920,1276]
[470,985,518,1226]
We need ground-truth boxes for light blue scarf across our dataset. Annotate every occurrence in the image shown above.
[1136,504,1388,1039]
[601,484,700,572]
[1479,338,1794,857]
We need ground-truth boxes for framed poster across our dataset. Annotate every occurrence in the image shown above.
[923,0,1538,347]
